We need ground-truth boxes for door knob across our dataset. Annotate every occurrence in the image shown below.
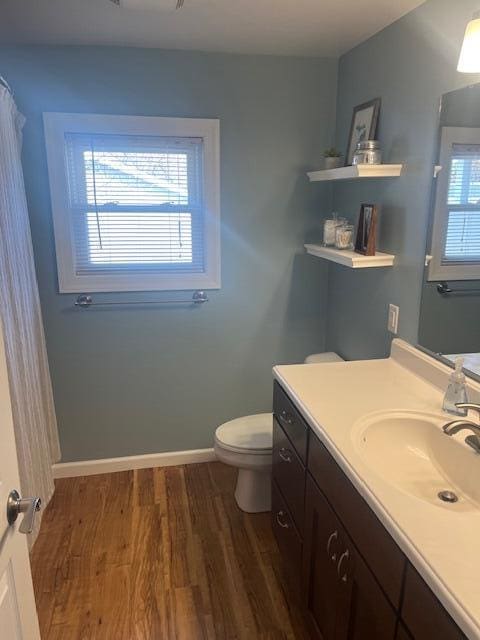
[6,489,41,534]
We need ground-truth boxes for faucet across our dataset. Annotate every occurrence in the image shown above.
[443,403,480,453]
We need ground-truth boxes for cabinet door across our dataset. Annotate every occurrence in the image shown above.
[303,475,345,640]
[335,538,397,640]
[400,564,467,640]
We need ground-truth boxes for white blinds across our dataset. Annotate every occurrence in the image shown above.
[64,133,204,275]
[444,143,480,262]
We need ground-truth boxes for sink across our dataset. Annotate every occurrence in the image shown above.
[352,411,480,509]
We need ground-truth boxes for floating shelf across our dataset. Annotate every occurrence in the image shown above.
[307,164,403,182]
[305,244,395,268]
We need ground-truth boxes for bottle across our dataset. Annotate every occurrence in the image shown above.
[442,357,468,416]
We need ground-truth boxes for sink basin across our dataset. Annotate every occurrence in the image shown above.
[352,411,480,509]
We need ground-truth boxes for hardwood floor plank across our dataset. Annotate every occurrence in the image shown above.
[31,462,309,639]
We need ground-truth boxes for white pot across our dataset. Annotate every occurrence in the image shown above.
[324,156,342,169]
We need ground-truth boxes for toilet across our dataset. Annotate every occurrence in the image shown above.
[214,352,344,513]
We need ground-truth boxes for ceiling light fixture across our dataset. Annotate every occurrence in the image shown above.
[458,11,480,73]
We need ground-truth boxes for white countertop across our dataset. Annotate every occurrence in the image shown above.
[273,339,480,640]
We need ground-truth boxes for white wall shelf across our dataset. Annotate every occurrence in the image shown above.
[307,164,403,182]
[305,244,395,268]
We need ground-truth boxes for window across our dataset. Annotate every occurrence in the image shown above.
[43,113,220,292]
[428,126,480,281]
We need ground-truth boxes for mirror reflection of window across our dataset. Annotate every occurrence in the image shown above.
[445,144,480,262]
[428,127,480,281]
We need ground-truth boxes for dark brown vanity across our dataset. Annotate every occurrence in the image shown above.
[272,381,467,640]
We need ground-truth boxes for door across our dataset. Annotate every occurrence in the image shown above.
[0,324,41,639]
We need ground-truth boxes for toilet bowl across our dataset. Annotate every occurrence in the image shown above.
[214,352,344,513]
[214,413,273,513]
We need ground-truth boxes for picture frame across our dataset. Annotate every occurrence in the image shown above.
[355,204,378,256]
[345,98,381,166]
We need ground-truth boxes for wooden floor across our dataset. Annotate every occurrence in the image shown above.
[31,462,310,639]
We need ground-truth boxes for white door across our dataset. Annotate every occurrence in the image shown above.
[0,322,41,639]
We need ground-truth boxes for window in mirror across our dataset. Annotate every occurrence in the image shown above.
[428,127,480,280]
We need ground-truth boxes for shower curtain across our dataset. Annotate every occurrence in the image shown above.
[0,82,60,546]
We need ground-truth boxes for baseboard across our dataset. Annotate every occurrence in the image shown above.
[52,447,216,479]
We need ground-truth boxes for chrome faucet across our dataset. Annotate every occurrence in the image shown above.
[443,403,480,453]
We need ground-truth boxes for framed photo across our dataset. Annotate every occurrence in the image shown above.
[355,204,378,256]
[345,98,381,165]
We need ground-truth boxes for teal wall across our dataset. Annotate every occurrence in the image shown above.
[0,46,337,461]
[326,0,480,360]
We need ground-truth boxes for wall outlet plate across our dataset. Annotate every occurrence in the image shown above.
[388,304,399,334]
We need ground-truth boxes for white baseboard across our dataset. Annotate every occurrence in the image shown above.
[52,447,216,479]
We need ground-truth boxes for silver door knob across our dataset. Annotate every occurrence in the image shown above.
[6,489,41,534]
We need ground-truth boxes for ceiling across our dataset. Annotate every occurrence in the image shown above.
[0,0,427,57]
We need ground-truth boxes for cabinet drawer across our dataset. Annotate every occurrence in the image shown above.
[272,419,305,535]
[401,564,466,640]
[273,381,308,463]
[271,480,302,591]
[308,431,406,609]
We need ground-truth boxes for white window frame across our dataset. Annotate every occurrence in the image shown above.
[428,126,480,281]
[43,112,221,292]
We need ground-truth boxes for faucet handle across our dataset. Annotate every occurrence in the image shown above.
[456,403,480,419]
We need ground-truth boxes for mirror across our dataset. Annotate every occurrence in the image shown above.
[418,83,480,380]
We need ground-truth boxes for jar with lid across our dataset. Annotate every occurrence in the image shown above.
[352,140,382,165]
[323,216,347,246]
[335,224,354,250]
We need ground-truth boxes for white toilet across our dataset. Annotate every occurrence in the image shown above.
[214,352,343,513]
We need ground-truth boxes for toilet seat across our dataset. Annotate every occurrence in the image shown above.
[214,413,272,455]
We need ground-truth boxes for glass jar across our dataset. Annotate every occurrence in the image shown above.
[323,218,338,246]
[335,224,354,250]
[352,140,382,165]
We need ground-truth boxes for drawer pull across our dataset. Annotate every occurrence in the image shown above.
[337,549,349,583]
[276,510,290,529]
[326,530,338,561]
[279,410,294,426]
[279,448,292,463]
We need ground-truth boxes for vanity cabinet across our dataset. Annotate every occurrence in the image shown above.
[271,381,467,640]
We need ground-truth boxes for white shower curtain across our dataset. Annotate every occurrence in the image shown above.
[0,83,60,546]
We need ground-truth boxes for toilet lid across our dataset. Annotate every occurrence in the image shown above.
[215,413,273,453]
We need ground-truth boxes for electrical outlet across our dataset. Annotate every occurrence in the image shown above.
[388,304,399,334]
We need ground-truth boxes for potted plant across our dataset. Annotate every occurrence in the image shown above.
[323,147,342,170]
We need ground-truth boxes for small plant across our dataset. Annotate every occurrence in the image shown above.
[323,147,342,158]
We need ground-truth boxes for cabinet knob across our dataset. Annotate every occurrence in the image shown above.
[279,410,294,426]
[276,510,290,529]
[279,447,292,463]
[337,549,350,583]
[326,530,338,561]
